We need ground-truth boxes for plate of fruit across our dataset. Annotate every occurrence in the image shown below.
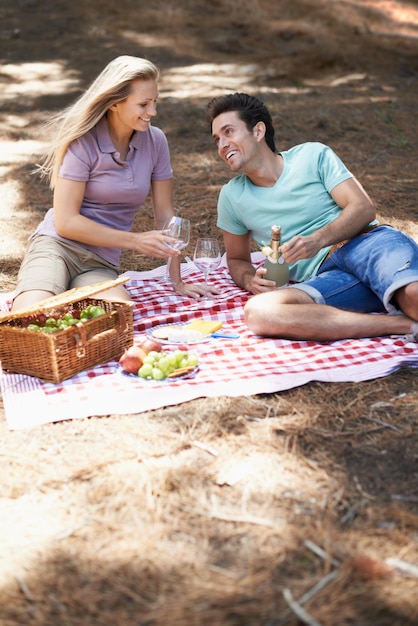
[119,338,199,381]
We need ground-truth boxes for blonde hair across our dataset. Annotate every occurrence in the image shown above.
[39,56,159,188]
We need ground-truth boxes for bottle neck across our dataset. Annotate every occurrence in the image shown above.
[269,235,280,259]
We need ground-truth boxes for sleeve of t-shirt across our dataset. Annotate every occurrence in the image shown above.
[58,137,92,182]
[216,183,248,235]
[317,144,354,192]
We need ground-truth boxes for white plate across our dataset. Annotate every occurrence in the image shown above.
[146,322,212,345]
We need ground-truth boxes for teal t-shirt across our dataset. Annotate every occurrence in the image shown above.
[217,142,355,283]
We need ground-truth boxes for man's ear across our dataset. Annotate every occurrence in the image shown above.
[253,121,266,142]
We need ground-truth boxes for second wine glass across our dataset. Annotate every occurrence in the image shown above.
[193,237,221,299]
[162,216,191,280]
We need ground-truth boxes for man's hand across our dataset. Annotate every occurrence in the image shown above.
[247,267,279,294]
[280,233,322,264]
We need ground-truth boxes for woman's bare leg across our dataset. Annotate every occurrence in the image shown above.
[12,290,55,312]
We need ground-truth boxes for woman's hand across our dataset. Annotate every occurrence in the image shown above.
[132,230,181,258]
[172,281,221,299]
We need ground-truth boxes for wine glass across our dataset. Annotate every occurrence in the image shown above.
[162,216,190,280]
[193,238,221,300]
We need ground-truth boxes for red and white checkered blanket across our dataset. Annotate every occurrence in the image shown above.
[1,255,417,430]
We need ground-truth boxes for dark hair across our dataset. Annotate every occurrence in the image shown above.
[206,93,277,153]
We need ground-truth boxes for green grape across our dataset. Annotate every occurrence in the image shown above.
[138,363,153,378]
[27,324,41,332]
[143,354,156,365]
[167,354,177,368]
[186,352,199,367]
[152,367,165,381]
[174,351,186,367]
[89,305,106,318]
[157,356,171,373]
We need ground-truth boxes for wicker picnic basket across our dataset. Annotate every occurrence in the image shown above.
[0,277,134,383]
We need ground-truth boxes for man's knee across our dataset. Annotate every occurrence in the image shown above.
[244,290,288,335]
[244,296,265,334]
[244,287,315,336]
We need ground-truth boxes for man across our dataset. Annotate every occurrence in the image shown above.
[207,93,418,341]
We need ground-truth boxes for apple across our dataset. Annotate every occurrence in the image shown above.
[119,345,147,374]
[139,337,162,355]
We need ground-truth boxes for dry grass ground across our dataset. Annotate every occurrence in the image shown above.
[0,1,417,624]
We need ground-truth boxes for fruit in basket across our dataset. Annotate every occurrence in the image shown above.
[27,323,41,332]
[21,304,106,333]
[80,305,107,321]
[20,313,44,328]
[119,345,147,373]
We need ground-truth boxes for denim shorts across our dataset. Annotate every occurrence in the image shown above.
[287,225,418,314]
[15,235,124,298]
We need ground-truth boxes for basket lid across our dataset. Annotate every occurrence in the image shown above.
[0,276,130,323]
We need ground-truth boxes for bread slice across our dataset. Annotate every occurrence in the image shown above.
[151,325,181,339]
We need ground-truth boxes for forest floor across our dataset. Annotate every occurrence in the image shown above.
[0,1,417,624]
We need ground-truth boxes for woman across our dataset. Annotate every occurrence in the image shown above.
[12,55,208,311]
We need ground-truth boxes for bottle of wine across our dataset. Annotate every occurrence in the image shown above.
[263,224,289,287]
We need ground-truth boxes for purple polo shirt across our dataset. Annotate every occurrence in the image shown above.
[33,116,173,265]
